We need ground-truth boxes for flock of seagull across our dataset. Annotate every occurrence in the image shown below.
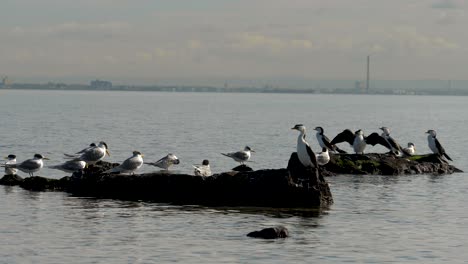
[2,125,452,178]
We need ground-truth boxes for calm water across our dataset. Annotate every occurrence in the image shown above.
[0,90,467,263]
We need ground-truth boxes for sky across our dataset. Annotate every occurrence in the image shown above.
[1,0,467,86]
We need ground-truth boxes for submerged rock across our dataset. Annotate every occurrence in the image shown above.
[247,226,289,239]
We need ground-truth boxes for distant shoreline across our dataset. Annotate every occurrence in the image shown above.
[1,83,467,96]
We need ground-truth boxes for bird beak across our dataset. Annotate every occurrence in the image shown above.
[3,157,8,160]
[251,150,256,153]
[141,154,144,157]
[43,157,50,160]
[106,150,111,157]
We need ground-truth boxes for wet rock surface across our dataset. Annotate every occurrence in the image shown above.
[0,156,333,208]
[322,153,462,176]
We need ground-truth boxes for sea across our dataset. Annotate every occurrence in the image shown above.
[0,89,467,263]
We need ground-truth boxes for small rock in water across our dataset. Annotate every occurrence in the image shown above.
[247,226,289,239]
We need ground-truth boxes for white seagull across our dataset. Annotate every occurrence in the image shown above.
[316,147,331,166]
[65,141,110,165]
[193,160,212,177]
[2,154,49,177]
[291,124,317,168]
[104,151,144,175]
[403,142,416,156]
[49,160,87,173]
[4,154,17,175]
[221,146,254,165]
[145,153,180,170]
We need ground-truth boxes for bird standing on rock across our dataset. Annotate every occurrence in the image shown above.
[2,154,49,177]
[291,124,317,168]
[145,153,180,170]
[193,160,212,176]
[426,130,452,161]
[221,146,254,165]
[4,154,17,175]
[104,151,144,174]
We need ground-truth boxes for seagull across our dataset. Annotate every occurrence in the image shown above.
[316,147,330,166]
[104,151,144,174]
[291,124,317,168]
[426,130,452,161]
[2,154,49,177]
[193,160,212,177]
[49,160,87,173]
[314,126,346,153]
[145,153,180,170]
[330,129,392,154]
[403,142,416,156]
[4,154,17,175]
[65,141,110,165]
[221,146,254,165]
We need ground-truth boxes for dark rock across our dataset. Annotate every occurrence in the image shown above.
[247,226,289,239]
[20,176,63,191]
[0,153,333,208]
[322,153,462,176]
[0,174,23,186]
[232,164,253,172]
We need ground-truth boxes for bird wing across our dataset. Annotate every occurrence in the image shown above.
[18,159,40,170]
[305,142,318,168]
[330,129,355,145]
[387,136,403,152]
[435,138,453,161]
[80,147,103,161]
[222,151,248,161]
[120,157,142,170]
[321,134,335,150]
[365,133,392,149]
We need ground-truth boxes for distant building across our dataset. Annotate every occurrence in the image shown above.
[90,79,112,89]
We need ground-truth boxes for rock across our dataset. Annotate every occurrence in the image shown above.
[232,164,253,172]
[0,153,333,208]
[247,226,289,239]
[322,153,462,176]
[0,174,23,186]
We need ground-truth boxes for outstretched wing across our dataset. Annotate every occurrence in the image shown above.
[365,133,392,149]
[323,134,347,153]
[321,134,334,150]
[387,136,403,152]
[330,129,354,146]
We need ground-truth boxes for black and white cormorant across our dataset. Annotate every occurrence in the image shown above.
[379,127,411,156]
[426,130,452,161]
[291,124,317,168]
[330,129,391,154]
[314,126,347,153]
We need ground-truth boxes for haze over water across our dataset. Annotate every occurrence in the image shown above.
[1,90,467,263]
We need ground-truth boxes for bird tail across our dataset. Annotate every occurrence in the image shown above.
[443,153,453,161]
[144,162,157,167]
[221,153,230,157]
[63,153,78,159]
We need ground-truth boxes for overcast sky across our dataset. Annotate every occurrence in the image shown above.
[1,0,467,85]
